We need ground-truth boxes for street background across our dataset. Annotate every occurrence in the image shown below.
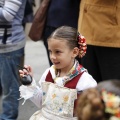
[0,0,50,119]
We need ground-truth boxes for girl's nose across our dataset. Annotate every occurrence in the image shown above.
[50,53,56,60]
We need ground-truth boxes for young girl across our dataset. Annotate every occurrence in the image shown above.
[77,79,120,120]
[19,26,97,120]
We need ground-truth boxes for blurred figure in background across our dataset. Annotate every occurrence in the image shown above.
[0,0,27,119]
[0,84,2,96]
[78,0,120,83]
[22,0,35,30]
[77,79,120,120]
[42,0,81,66]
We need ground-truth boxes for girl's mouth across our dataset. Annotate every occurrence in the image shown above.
[53,62,60,65]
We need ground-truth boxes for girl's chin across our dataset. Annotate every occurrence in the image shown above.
[54,64,61,69]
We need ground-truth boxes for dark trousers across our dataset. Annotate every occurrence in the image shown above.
[0,83,2,95]
[81,45,120,83]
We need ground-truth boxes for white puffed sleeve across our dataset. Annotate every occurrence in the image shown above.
[30,68,50,108]
[19,68,50,108]
[76,72,97,92]
[19,78,42,108]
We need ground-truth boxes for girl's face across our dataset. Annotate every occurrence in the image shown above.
[48,38,79,72]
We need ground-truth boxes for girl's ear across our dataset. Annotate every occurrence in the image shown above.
[72,47,79,58]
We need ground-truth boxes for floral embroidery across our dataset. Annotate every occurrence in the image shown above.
[59,108,62,112]
[63,95,69,102]
[41,82,77,117]
[52,93,57,99]
[53,60,87,85]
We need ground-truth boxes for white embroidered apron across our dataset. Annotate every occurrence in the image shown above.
[30,82,77,120]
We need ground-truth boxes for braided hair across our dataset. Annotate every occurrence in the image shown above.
[77,80,120,120]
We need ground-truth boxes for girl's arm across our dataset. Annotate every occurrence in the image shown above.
[29,68,50,108]
[19,78,42,108]
[0,0,22,22]
[19,68,50,108]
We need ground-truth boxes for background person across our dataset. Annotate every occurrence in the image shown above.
[78,0,120,83]
[0,0,27,119]
[22,0,35,30]
[77,79,120,120]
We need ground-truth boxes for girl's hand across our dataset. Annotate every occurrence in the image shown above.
[19,65,33,78]
[18,65,33,85]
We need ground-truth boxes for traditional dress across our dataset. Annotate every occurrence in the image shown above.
[19,60,97,120]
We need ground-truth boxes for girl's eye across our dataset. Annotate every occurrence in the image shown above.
[56,51,61,54]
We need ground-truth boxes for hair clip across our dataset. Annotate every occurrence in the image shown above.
[77,33,87,58]
[101,90,120,120]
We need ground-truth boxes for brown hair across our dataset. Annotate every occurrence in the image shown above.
[77,79,120,120]
[48,26,78,50]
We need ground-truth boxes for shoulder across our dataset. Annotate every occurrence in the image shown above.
[38,65,56,84]
[38,68,50,85]
[76,72,97,91]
